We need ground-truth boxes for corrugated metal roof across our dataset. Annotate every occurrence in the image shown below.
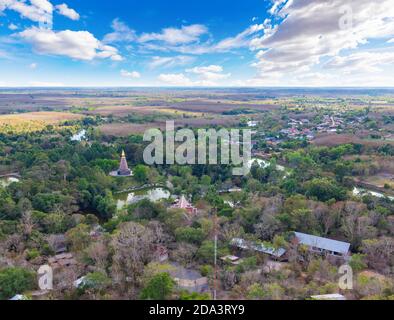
[311,294,346,301]
[294,232,350,255]
[231,238,287,258]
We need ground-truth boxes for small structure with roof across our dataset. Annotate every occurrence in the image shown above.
[171,196,197,215]
[293,232,351,259]
[169,263,208,293]
[110,150,133,177]
[48,234,67,255]
[48,253,78,269]
[231,238,287,261]
[10,294,29,301]
[74,276,88,289]
[311,294,346,301]
[221,255,242,265]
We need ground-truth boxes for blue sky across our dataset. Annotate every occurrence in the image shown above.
[0,0,394,87]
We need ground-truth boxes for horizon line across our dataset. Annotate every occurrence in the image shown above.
[1,86,394,90]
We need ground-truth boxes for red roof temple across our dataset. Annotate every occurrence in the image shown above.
[171,195,198,215]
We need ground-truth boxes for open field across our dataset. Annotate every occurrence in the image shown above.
[98,116,240,136]
[0,112,83,133]
[98,123,165,136]
[312,133,394,147]
[362,174,394,189]
[84,105,205,117]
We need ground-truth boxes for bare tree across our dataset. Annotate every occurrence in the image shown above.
[361,237,394,274]
[86,240,109,273]
[147,221,172,244]
[171,242,197,267]
[21,211,36,240]
[111,222,154,292]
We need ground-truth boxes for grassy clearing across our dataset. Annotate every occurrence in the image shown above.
[0,112,83,133]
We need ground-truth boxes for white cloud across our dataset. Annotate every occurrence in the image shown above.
[19,27,123,61]
[324,51,394,73]
[55,3,79,21]
[138,22,269,55]
[1,0,53,24]
[29,62,37,69]
[269,0,287,15]
[186,65,231,81]
[187,65,223,73]
[103,18,136,43]
[215,24,265,51]
[148,55,195,69]
[139,24,208,45]
[248,0,394,84]
[158,73,193,86]
[158,65,231,86]
[1,1,79,24]
[120,69,140,78]
[388,38,394,43]
[8,23,18,30]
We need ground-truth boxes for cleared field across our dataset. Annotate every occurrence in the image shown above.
[84,105,204,117]
[98,116,240,137]
[98,123,166,136]
[312,134,360,146]
[362,174,394,188]
[135,100,277,114]
[313,133,394,147]
[0,112,83,133]
[0,112,83,123]
[0,94,70,114]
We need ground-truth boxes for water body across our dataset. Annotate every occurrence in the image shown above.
[71,129,87,142]
[116,188,171,210]
[353,187,394,201]
[0,177,20,188]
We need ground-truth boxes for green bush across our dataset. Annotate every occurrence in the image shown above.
[0,267,36,300]
[140,273,175,300]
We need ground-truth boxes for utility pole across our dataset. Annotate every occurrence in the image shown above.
[213,208,218,301]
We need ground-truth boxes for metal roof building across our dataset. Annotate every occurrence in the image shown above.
[231,238,287,259]
[294,232,350,256]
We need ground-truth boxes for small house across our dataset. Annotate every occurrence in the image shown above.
[221,255,242,265]
[311,294,346,301]
[48,253,78,269]
[231,238,287,261]
[293,232,351,260]
[169,263,208,293]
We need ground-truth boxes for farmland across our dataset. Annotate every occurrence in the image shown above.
[0,112,83,134]
[0,88,393,302]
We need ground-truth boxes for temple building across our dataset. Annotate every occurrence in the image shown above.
[171,195,198,215]
[110,150,133,177]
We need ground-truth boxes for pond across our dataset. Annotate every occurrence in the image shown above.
[115,188,171,210]
[0,177,20,188]
[353,187,394,201]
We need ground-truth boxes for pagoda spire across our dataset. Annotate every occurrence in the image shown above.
[117,150,132,176]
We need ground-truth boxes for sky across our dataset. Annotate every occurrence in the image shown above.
[0,0,393,87]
